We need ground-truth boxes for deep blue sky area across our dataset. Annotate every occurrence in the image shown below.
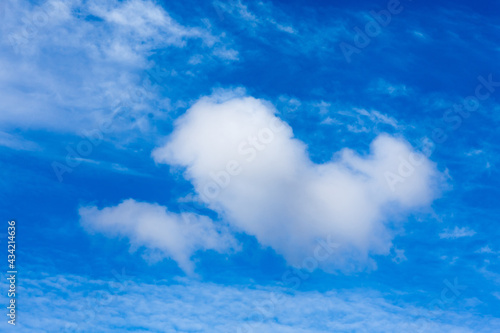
[0,0,499,332]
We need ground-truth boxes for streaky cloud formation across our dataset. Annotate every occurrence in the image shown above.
[152,93,444,271]
[439,226,476,239]
[0,0,235,133]
[5,274,498,333]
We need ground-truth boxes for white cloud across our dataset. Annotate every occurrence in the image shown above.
[0,131,39,151]
[392,248,407,264]
[88,0,218,52]
[476,245,500,256]
[4,274,499,333]
[320,116,341,125]
[213,0,259,26]
[369,79,411,97]
[347,108,400,132]
[476,245,494,254]
[439,226,476,239]
[79,199,238,274]
[152,94,443,271]
[213,0,298,36]
[0,0,236,133]
[465,149,484,156]
[317,105,400,133]
[212,46,240,61]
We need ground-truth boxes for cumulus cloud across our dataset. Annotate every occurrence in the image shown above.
[79,199,238,274]
[152,93,443,270]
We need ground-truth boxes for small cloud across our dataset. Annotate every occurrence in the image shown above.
[463,297,482,308]
[369,79,410,97]
[0,131,40,151]
[439,255,458,265]
[72,158,150,177]
[476,245,498,254]
[439,226,476,239]
[477,245,493,254]
[277,96,302,113]
[465,149,483,156]
[212,47,239,61]
[346,108,400,131]
[275,23,295,34]
[313,101,331,114]
[392,248,407,264]
[267,18,296,34]
[368,110,399,128]
[341,108,399,133]
[188,54,203,65]
[320,117,341,125]
[347,124,369,133]
[412,31,427,40]
[214,0,259,25]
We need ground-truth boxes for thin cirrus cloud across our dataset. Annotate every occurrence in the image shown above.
[149,92,444,271]
[0,0,237,133]
[3,273,499,332]
[439,226,476,239]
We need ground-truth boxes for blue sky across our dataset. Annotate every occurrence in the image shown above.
[1,0,500,332]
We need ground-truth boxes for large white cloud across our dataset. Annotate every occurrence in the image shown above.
[152,94,443,270]
[79,199,238,274]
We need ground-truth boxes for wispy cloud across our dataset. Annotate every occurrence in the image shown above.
[475,245,498,255]
[0,0,237,134]
[439,226,476,239]
[2,274,498,332]
[0,131,40,151]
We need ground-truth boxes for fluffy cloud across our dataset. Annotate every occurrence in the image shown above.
[79,199,238,273]
[152,94,443,270]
